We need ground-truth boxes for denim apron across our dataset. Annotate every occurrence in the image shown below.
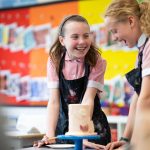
[125,38,149,95]
[55,52,111,145]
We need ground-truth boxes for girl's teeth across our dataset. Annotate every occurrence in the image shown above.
[121,40,126,46]
[77,48,85,50]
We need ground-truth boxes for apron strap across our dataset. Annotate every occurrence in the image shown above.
[59,51,90,104]
[79,62,90,103]
[138,37,149,69]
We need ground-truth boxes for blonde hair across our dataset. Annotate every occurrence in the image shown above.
[105,0,150,36]
[49,15,100,74]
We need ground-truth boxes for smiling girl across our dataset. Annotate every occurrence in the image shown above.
[104,0,150,149]
[34,15,111,149]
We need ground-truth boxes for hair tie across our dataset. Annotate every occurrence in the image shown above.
[139,1,149,13]
[137,0,143,4]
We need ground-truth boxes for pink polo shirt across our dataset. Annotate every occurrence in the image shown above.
[137,34,150,77]
[47,52,107,97]
[142,38,150,77]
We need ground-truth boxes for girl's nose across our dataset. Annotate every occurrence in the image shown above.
[79,37,86,44]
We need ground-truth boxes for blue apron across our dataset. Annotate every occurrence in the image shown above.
[126,38,149,95]
[55,52,111,145]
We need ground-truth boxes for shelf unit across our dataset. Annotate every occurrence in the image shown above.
[2,106,127,140]
[107,115,127,140]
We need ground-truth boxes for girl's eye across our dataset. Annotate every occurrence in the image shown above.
[84,34,90,38]
[71,36,78,39]
[70,33,90,40]
[111,29,117,34]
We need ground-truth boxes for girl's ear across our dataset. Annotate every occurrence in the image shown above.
[128,15,136,28]
[59,36,65,46]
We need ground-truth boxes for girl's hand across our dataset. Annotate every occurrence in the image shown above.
[105,141,126,150]
[33,135,56,147]
[83,139,105,150]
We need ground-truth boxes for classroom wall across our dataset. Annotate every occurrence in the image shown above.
[0,0,137,106]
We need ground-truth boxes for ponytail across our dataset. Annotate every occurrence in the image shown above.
[139,1,150,36]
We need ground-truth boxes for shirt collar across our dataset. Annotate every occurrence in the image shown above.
[136,33,148,48]
[65,52,84,62]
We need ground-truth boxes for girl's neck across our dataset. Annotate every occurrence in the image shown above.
[66,51,84,61]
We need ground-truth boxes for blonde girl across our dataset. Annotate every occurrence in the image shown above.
[104,0,150,149]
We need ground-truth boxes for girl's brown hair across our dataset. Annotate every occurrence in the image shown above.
[49,15,101,74]
[104,0,150,36]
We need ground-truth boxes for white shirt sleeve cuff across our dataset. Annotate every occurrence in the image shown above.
[47,81,59,88]
[87,80,104,91]
[142,68,150,77]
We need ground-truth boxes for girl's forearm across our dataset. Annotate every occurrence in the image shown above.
[46,101,60,137]
[123,92,138,140]
[82,88,97,118]
[131,76,150,144]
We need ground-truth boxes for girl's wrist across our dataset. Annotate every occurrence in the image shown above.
[46,131,55,138]
[119,137,130,142]
[42,135,49,140]
[44,134,55,139]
